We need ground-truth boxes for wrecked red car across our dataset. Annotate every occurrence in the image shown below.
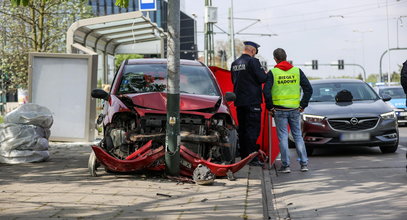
[89,59,261,177]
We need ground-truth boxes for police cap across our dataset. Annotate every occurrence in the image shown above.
[243,41,260,54]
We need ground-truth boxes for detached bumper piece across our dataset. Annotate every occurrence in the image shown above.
[91,140,165,172]
[179,145,260,176]
[89,141,264,177]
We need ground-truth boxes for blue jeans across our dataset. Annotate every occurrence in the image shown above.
[274,109,308,167]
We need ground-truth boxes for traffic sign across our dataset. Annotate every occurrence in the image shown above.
[139,0,157,11]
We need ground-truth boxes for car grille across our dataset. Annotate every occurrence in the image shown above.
[328,117,379,131]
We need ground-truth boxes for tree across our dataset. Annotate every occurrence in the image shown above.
[390,72,400,82]
[366,74,380,83]
[214,39,245,69]
[0,0,93,89]
[357,74,363,80]
[115,54,143,69]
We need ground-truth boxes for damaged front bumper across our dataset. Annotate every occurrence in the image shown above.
[89,140,265,177]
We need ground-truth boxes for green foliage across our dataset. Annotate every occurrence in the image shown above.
[0,51,28,89]
[391,72,400,82]
[357,74,363,80]
[366,74,380,83]
[0,115,3,124]
[0,0,93,90]
[115,0,129,8]
[11,0,30,7]
[115,54,143,69]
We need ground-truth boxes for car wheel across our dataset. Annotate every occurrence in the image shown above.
[88,151,100,177]
[305,145,314,156]
[379,145,398,154]
[223,129,238,163]
[380,136,399,154]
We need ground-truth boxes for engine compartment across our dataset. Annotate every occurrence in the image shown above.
[102,112,237,164]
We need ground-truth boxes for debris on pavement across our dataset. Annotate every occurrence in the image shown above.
[156,193,172,197]
[193,164,215,185]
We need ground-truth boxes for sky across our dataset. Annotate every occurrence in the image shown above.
[183,0,407,80]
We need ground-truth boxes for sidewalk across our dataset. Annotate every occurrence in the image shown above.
[0,143,275,220]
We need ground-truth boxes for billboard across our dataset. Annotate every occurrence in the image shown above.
[29,53,97,142]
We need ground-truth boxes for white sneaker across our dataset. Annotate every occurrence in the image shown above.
[300,165,309,172]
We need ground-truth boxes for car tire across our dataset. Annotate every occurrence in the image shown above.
[379,136,399,154]
[305,145,314,156]
[224,129,238,163]
[88,151,100,177]
[379,144,398,154]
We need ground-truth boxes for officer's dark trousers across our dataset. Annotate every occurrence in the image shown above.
[236,104,261,159]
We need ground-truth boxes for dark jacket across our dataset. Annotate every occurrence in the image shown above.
[401,60,407,95]
[263,61,313,110]
[231,54,268,106]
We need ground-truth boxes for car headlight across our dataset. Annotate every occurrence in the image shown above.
[302,114,325,123]
[380,111,396,120]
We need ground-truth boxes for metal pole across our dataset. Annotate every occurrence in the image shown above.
[204,0,208,65]
[294,63,366,80]
[346,64,367,81]
[397,17,400,49]
[204,0,214,66]
[397,16,407,49]
[385,0,391,84]
[379,47,407,82]
[166,0,181,176]
[229,0,235,61]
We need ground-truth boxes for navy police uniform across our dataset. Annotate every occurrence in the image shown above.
[231,41,268,160]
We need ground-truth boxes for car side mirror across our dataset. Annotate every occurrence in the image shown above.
[224,92,236,102]
[382,95,391,102]
[91,89,109,101]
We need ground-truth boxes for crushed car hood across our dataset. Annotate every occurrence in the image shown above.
[126,92,221,111]
[305,100,393,118]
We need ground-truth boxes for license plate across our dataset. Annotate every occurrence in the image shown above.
[399,112,407,116]
[340,132,370,141]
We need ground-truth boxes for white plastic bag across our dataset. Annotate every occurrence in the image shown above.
[4,103,53,128]
[0,123,50,164]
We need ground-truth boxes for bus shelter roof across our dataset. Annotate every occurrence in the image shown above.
[67,11,165,55]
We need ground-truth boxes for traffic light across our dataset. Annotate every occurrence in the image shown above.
[338,60,344,70]
[312,60,318,70]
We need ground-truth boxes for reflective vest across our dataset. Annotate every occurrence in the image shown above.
[271,67,301,108]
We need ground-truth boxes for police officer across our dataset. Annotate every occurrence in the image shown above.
[263,48,313,173]
[231,41,268,166]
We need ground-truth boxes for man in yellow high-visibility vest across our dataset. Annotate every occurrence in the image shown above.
[263,48,313,173]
